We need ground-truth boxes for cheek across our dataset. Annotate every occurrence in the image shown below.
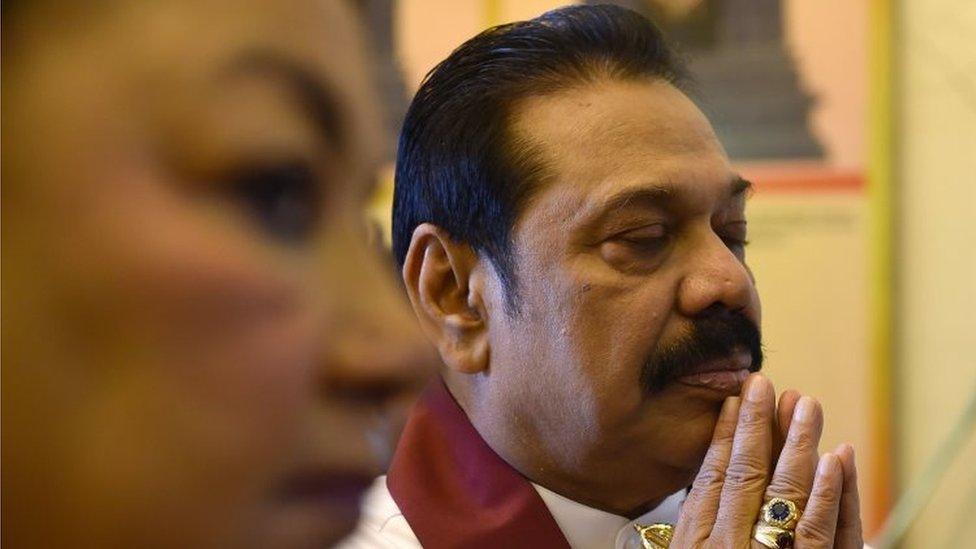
[9,109,333,542]
[573,284,673,382]
[525,262,678,411]
[59,168,321,515]
[131,218,316,466]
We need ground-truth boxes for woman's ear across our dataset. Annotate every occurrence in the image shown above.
[401,223,489,374]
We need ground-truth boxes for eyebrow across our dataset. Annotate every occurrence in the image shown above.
[220,49,347,150]
[600,186,674,215]
[599,174,753,216]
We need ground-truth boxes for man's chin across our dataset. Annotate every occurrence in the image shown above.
[634,382,740,471]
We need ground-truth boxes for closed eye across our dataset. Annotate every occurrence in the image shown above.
[616,223,666,240]
[612,223,670,252]
[721,235,750,248]
[718,221,749,256]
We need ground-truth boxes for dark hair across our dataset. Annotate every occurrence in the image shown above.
[392,4,687,312]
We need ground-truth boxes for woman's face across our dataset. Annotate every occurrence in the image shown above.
[2,1,434,547]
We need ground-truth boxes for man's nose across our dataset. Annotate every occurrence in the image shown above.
[675,229,758,322]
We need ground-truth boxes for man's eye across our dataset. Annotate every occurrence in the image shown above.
[722,236,749,253]
[719,225,749,257]
[615,224,669,251]
[228,161,321,243]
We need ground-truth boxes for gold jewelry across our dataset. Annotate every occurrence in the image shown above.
[752,523,794,549]
[759,497,799,529]
[634,522,674,549]
[752,497,800,548]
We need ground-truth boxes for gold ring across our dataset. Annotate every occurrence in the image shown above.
[759,497,799,529]
[752,523,794,548]
[634,522,673,549]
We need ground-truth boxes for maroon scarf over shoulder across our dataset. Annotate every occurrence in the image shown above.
[386,378,571,549]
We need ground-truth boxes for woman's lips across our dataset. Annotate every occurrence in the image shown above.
[268,470,377,547]
[276,469,375,507]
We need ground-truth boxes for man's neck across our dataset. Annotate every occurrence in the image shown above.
[444,373,693,518]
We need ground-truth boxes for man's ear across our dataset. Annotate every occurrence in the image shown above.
[401,223,489,374]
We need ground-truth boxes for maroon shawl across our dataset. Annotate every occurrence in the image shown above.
[387,378,571,549]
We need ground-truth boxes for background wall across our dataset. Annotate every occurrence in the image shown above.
[895,0,976,546]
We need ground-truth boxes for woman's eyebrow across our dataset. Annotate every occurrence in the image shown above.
[220,49,347,151]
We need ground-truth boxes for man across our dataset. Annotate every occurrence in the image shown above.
[2,1,435,547]
[346,6,863,549]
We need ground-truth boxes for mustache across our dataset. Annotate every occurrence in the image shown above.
[640,306,763,395]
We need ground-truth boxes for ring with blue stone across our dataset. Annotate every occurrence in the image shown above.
[752,523,795,549]
[760,497,799,529]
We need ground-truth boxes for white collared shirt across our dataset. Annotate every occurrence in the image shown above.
[339,476,685,549]
[533,482,685,549]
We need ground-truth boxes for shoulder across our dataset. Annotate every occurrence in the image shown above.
[338,476,423,549]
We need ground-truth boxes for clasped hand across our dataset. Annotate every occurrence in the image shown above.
[671,374,864,548]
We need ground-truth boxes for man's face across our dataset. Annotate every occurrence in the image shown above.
[2,1,432,547]
[478,79,762,513]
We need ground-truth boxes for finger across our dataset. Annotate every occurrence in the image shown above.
[774,390,802,468]
[673,396,741,544]
[833,444,864,549]
[776,390,802,446]
[763,396,823,512]
[712,374,776,541]
[795,453,843,549]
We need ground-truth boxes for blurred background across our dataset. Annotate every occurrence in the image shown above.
[357,0,975,546]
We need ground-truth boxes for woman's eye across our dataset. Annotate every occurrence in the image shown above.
[228,161,321,244]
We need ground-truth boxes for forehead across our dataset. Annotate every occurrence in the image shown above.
[509,79,733,213]
[28,0,383,166]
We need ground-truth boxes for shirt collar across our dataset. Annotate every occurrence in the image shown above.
[532,483,686,549]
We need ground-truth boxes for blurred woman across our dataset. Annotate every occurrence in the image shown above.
[2,1,435,546]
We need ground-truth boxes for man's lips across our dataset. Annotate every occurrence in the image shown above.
[687,348,753,374]
[674,348,754,393]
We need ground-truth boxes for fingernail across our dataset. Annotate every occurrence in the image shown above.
[817,453,838,477]
[835,443,854,459]
[794,396,815,422]
[746,375,767,402]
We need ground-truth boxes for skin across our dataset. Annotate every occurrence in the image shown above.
[408,79,758,511]
[403,78,863,546]
[2,1,436,547]
[677,377,864,548]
